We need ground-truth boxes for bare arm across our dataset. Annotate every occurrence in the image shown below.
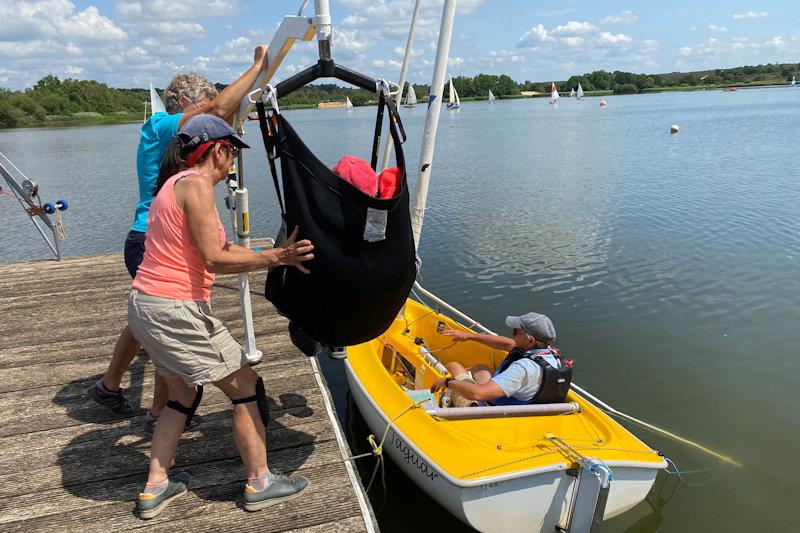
[441,329,515,351]
[179,177,313,274]
[179,45,269,127]
[431,377,505,402]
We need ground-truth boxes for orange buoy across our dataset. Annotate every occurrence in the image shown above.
[599,100,607,107]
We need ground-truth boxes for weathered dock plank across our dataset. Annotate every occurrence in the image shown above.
[0,249,375,532]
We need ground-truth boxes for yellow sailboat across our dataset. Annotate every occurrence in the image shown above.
[346,296,666,532]
[339,2,667,531]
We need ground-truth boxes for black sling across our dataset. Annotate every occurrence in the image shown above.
[256,94,416,346]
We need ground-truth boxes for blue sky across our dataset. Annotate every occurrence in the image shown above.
[1,0,798,90]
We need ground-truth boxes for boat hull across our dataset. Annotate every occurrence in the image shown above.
[345,360,661,532]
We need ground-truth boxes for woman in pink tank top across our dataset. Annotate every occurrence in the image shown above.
[128,114,315,518]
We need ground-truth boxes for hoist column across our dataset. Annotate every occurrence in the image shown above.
[232,154,263,365]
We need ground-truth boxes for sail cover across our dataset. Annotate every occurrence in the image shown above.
[258,101,417,346]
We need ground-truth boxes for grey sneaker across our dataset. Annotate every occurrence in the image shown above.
[88,381,135,417]
[243,470,310,511]
[137,471,190,519]
[143,411,202,435]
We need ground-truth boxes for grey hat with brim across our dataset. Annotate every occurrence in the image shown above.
[178,113,250,150]
[506,312,556,341]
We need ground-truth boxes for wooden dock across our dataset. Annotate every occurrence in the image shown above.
[0,248,377,531]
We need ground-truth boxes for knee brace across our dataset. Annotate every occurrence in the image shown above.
[166,385,203,426]
[232,376,270,428]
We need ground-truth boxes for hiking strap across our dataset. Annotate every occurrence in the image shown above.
[255,99,286,218]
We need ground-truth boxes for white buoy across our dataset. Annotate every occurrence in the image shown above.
[670,124,679,134]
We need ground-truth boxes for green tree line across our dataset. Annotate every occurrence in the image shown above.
[0,75,147,128]
[3,62,799,128]
[522,62,800,95]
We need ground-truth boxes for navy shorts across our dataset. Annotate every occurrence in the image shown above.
[124,230,146,279]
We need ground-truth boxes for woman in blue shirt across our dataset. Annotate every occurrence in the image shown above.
[89,45,270,433]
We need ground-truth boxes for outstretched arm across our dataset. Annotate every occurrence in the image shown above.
[179,45,269,126]
[441,329,515,351]
[180,178,313,274]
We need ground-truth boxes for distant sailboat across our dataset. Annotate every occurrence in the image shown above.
[549,82,559,104]
[345,96,353,109]
[446,77,460,109]
[792,76,797,87]
[569,87,575,97]
[403,82,417,108]
[488,89,496,102]
[576,82,584,100]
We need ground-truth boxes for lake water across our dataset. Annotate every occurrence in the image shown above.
[2,87,799,531]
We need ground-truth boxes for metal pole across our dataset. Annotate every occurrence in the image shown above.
[379,0,423,172]
[233,153,263,365]
[314,0,332,42]
[410,0,457,251]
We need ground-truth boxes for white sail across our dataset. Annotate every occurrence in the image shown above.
[550,82,559,102]
[576,82,584,99]
[149,82,166,114]
[449,77,455,104]
[345,96,353,109]
[792,76,797,87]
[488,89,495,102]
[447,77,460,108]
[404,82,417,106]
[569,87,575,97]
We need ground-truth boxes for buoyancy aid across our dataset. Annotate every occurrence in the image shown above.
[496,347,573,403]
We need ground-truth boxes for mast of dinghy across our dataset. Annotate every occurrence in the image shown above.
[410,0,458,250]
[379,0,423,172]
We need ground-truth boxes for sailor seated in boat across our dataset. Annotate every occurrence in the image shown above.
[430,312,571,407]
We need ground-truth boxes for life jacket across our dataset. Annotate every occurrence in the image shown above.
[256,96,416,346]
[496,347,573,404]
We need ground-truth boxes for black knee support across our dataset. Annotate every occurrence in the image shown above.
[231,376,270,428]
[166,385,203,426]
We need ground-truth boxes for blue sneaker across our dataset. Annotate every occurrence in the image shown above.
[88,380,135,417]
[243,470,310,511]
[137,472,190,519]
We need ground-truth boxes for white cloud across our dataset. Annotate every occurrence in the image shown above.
[341,14,367,26]
[596,32,632,45]
[448,56,464,67]
[116,0,239,22]
[733,11,769,20]
[679,46,693,57]
[553,21,597,35]
[65,65,83,75]
[1,0,126,43]
[561,36,584,47]
[708,25,727,32]
[601,11,637,25]
[765,36,785,48]
[480,49,524,67]
[518,24,554,46]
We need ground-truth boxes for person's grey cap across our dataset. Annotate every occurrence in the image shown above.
[177,114,249,150]
[506,312,556,341]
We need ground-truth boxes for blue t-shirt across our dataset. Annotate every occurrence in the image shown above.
[489,350,560,406]
[132,111,183,232]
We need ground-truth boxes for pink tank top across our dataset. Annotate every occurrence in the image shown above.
[132,171,226,302]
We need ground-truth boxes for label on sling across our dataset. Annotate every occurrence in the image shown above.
[364,208,388,242]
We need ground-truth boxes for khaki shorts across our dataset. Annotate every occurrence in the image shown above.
[128,289,247,386]
[445,372,479,408]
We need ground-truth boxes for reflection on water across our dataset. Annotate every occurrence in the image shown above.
[3,87,800,531]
